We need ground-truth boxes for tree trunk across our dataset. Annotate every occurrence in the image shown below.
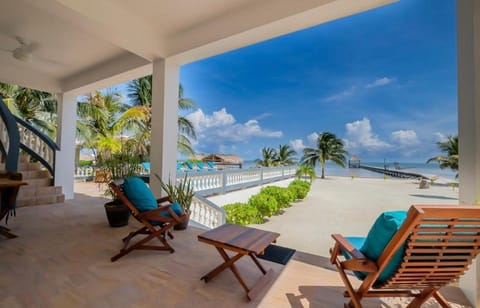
[321,167,325,179]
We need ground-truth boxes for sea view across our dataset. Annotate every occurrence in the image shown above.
[242,160,458,181]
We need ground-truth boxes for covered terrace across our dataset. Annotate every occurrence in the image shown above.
[0,0,479,305]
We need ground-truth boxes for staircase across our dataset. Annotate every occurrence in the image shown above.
[14,155,64,207]
[0,95,64,207]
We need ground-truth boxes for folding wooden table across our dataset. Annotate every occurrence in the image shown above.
[0,177,27,239]
[198,223,280,301]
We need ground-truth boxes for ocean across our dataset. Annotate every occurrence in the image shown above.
[241,161,458,181]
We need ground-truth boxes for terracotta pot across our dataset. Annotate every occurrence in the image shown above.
[174,210,191,230]
[104,200,130,227]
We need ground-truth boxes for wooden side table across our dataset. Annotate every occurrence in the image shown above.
[198,223,280,301]
[0,173,27,239]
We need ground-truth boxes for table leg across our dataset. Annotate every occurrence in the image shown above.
[201,248,243,282]
[0,226,17,238]
[249,253,267,274]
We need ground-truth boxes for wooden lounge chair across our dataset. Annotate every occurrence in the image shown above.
[330,205,480,308]
[109,180,184,262]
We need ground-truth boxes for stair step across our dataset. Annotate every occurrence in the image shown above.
[18,186,62,198]
[23,178,53,187]
[17,185,64,207]
[19,170,51,180]
[17,194,64,207]
[18,162,42,171]
[19,155,30,163]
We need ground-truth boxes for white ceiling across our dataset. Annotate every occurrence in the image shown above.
[0,0,395,94]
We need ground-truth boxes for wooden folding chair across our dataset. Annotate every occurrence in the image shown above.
[330,205,480,308]
[109,181,184,262]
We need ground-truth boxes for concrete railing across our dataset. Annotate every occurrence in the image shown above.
[181,166,296,229]
[177,165,298,197]
[75,164,297,229]
[190,194,226,229]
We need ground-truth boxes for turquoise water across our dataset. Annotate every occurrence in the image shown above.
[242,161,458,181]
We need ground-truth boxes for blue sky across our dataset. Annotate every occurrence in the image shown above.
[118,0,458,163]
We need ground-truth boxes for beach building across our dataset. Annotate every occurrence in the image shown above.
[0,0,479,306]
[348,155,361,168]
[202,154,243,169]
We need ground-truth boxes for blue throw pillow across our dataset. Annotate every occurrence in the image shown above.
[122,177,157,212]
[359,211,407,284]
[160,202,184,218]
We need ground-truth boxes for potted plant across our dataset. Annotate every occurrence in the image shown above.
[155,173,194,230]
[98,152,142,227]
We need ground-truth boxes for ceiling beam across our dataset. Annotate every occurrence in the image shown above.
[169,0,397,64]
[61,52,151,94]
[25,0,165,61]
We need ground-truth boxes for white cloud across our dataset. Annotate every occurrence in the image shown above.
[187,108,234,129]
[365,77,393,88]
[433,132,448,142]
[344,117,392,151]
[322,86,356,102]
[187,108,283,147]
[391,130,419,146]
[290,139,306,152]
[307,132,319,143]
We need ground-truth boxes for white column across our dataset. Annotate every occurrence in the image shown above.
[55,91,78,199]
[457,0,480,306]
[150,58,179,197]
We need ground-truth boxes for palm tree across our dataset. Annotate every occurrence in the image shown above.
[76,91,125,161]
[296,165,315,182]
[275,144,297,166]
[301,132,347,179]
[126,76,197,156]
[255,147,278,167]
[0,82,58,138]
[427,135,458,176]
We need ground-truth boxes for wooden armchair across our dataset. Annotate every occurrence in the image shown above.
[330,205,480,308]
[109,181,184,262]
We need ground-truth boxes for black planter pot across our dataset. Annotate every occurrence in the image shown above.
[104,200,130,227]
[174,210,191,230]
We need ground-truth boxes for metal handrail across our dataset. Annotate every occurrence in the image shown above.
[15,116,59,176]
[0,96,20,172]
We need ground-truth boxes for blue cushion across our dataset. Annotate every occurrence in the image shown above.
[207,161,216,169]
[359,211,407,284]
[160,202,184,218]
[197,162,205,169]
[185,162,194,169]
[122,177,157,212]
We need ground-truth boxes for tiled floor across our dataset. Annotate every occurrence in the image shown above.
[0,184,472,307]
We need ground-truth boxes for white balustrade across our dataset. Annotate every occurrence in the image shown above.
[190,195,225,229]
[17,122,55,170]
[0,120,9,153]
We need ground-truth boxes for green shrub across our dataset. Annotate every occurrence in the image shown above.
[78,160,93,167]
[223,203,263,226]
[248,193,278,217]
[260,186,295,209]
[288,180,311,200]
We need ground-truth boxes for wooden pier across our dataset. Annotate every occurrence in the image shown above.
[359,165,428,179]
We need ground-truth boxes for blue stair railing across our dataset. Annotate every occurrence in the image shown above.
[15,116,59,176]
[0,95,59,178]
[0,95,20,172]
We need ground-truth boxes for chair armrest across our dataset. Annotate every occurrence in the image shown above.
[156,196,172,204]
[331,234,366,260]
[138,204,173,219]
[331,234,377,273]
[138,203,183,224]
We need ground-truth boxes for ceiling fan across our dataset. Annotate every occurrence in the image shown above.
[0,36,63,65]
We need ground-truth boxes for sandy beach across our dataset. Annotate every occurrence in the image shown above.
[211,176,459,257]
